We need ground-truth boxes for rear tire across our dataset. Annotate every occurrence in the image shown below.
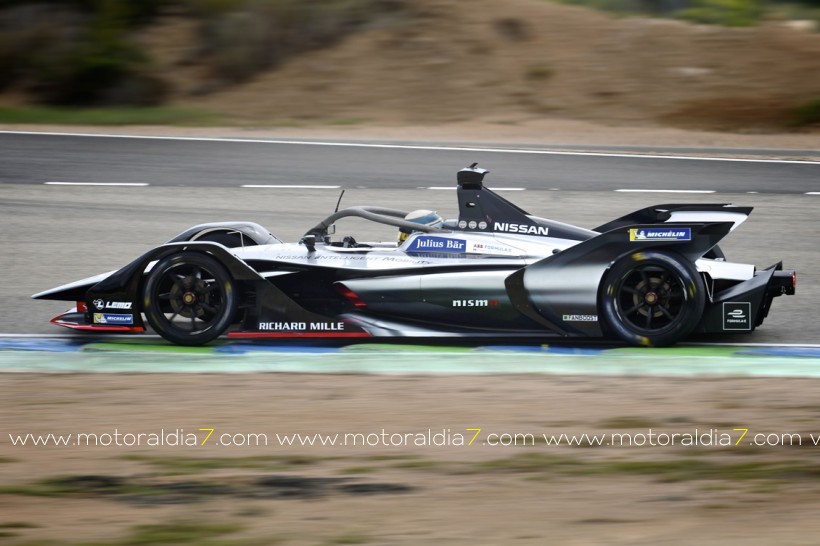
[600,251,704,347]
[143,252,237,346]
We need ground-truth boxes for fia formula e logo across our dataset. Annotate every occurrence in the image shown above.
[629,227,691,242]
[723,302,751,331]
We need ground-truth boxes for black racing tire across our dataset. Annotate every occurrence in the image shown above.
[600,250,705,347]
[143,252,237,346]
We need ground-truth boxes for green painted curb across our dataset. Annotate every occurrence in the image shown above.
[2,344,820,376]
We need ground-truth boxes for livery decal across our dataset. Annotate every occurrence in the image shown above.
[468,241,517,255]
[723,302,752,331]
[563,314,598,322]
[258,322,345,331]
[92,300,132,310]
[629,227,691,242]
[104,301,132,309]
[452,299,500,308]
[406,236,466,253]
[493,222,549,236]
[93,313,134,325]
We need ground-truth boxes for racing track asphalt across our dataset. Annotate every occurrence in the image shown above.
[1,131,819,193]
[0,130,817,344]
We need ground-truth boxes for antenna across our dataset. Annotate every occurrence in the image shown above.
[334,189,345,213]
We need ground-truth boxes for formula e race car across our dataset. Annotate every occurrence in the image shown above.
[34,164,795,347]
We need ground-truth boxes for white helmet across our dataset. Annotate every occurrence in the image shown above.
[398,210,444,243]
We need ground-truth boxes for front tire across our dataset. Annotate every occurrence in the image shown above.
[600,251,705,347]
[143,252,237,346]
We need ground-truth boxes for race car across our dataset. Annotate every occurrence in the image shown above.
[33,164,795,347]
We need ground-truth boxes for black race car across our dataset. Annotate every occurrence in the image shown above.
[34,164,795,347]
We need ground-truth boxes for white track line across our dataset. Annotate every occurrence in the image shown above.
[427,186,525,191]
[45,181,149,187]
[241,184,340,189]
[615,189,716,194]
[806,192,820,195]
[2,130,817,165]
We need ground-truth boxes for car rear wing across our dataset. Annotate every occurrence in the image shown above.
[594,204,753,234]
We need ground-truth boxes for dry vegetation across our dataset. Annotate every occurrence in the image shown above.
[2,0,820,130]
[128,0,820,130]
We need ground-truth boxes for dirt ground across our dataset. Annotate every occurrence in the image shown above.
[3,117,818,159]
[4,0,820,147]
[132,0,820,132]
[3,373,820,545]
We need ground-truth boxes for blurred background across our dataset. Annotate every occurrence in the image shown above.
[2,2,820,545]
[1,0,819,131]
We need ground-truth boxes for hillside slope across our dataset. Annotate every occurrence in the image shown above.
[136,0,820,130]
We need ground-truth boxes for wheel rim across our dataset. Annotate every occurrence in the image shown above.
[152,262,227,336]
[614,264,687,334]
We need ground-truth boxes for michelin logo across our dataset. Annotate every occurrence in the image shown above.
[406,236,466,253]
[629,227,691,242]
[93,313,134,325]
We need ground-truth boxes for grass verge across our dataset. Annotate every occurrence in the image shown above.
[120,454,323,474]
[477,452,820,483]
[790,98,820,127]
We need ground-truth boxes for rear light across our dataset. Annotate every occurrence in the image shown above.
[793,272,797,292]
[77,301,88,313]
[334,283,367,308]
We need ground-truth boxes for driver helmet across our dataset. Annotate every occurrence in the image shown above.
[398,209,444,243]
